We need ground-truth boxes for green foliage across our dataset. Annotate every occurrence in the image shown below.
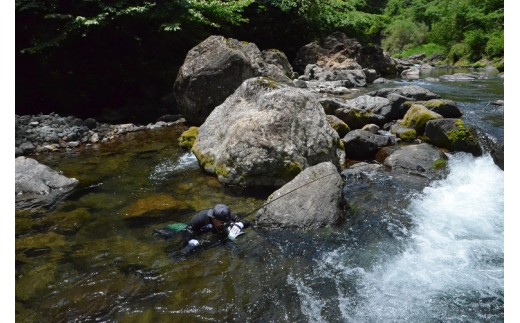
[485,31,504,58]
[382,19,428,54]
[396,43,446,59]
[447,43,470,65]
[463,29,488,61]
[382,0,503,64]
[266,0,380,40]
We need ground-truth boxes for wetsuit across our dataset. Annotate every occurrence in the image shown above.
[181,209,239,242]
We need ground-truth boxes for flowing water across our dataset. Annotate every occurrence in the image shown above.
[15,69,504,322]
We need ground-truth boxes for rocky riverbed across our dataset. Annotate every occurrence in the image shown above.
[15,113,184,157]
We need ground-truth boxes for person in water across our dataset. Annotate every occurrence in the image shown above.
[182,204,249,248]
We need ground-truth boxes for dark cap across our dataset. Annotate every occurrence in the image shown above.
[210,204,231,221]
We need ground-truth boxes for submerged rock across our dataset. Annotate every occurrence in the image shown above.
[193,77,342,187]
[256,162,345,229]
[123,194,193,222]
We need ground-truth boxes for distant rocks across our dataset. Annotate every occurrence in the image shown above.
[293,31,397,77]
[15,113,182,157]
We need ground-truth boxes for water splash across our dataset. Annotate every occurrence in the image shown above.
[292,153,504,322]
[149,152,199,182]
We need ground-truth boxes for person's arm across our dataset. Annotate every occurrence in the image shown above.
[182,210,209,246]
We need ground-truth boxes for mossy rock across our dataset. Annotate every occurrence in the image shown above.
[16,262,58,302]
[390,121,417,142]
[191,143,230,179]
[124,194,192,221]
[433,158,447,170]
[404,100,462,118]
[326,114,350,137]
[425,118,482,156]
[401,104,443,134]
[398,129,417,142]
[254,76,281,90]
[277,161,303,181]
[335,108,372,130]
[178,127,199,149]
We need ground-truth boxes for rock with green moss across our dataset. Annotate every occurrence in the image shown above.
[390,122,417,141]
[326,115,350,137]
[178,127,198,149]
[192,77,341,187]
[256,162,344,229]
[401,104,443,135]
[425,118,482,155]
[404,99,462,118]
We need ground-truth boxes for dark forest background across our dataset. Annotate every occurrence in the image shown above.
[15,0,504,123]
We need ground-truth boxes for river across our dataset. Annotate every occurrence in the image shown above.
[15,69,504,322]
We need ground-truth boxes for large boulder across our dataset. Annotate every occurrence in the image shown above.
[424,118,482,156]
[255,162,345,229]
[15,156,79,209]
[342,129,396,160]
[192,77,342,187]
[173,35,293,125]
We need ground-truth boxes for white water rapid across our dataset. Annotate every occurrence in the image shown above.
[291,153,504,322]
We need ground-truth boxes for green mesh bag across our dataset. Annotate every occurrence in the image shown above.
[166,223,188,233]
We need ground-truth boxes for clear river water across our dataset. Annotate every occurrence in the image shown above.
[15,68,504,322]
